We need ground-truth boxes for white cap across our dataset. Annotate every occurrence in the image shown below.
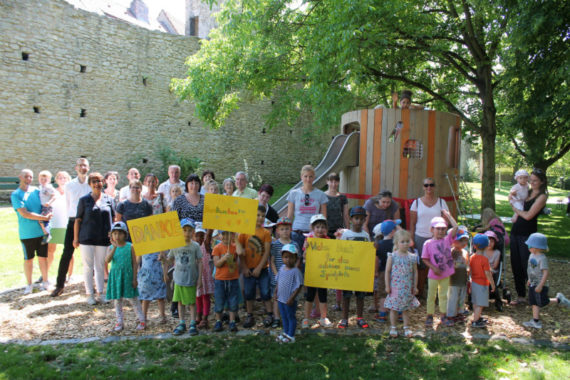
[514,169,529,180]
[310,214,327,226]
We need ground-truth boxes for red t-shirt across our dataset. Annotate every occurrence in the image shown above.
[470,253,490,286]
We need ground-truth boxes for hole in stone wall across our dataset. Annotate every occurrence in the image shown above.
[188,121,191,126]
[142,77,147,86]
[261,160,264,165]
[262,128,266,134]
[142,158,148,163]
[33,106,40,113]
[289,130,293,135]
[80,109,87,117]
[22,52,29,61]
[80,65,86,73]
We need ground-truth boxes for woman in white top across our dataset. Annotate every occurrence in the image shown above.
[47,171,72,276]
[408,177,449,297]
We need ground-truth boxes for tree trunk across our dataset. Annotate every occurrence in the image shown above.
[479,65,497,212]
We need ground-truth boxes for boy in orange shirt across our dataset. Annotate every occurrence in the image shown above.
[469,234,495,328]
[212,230,240,332]
[236,205,273,328]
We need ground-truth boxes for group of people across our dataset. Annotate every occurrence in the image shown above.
[11,159,568,341]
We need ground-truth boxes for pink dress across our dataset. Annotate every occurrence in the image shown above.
[197,243,214,296]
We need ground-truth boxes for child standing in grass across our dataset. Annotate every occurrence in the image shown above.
[384,230,420,338]
[274,244,304,343]
[165,219,203,336]
[444,228,470,326]
[338,206,371,329]
[469,234,495,328]
[105,222,145,332]
[212,230,240,332]
[372,219,401,322]
[421,211,458,327]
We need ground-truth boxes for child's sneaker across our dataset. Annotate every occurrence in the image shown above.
[135,322,146,331]
[86,295,97,305]
[356,317,369,329]
[173,323,186,335]
[389,326,398,338]
[337,319,348,329]
[263,314,274,327]
[522,319,542,329]
[229,321,238,332]
[425,315,433,327]
[243,314,255,328]
[24,284,34,295]
[374,312,387,322]
[113,322,123,332]
[188,323,198,336]
[471,319,487,328]
[282,333,296,343]
[213,320,223,332]
[556,292,570,307]
[301,318,310,329]
[442,317,454,327]
[319,318,333,328]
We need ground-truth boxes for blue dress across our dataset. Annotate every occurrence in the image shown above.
[137,252,167,300]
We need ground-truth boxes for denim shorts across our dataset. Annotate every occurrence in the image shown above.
[243,267,271,301]
[214,279,240,313]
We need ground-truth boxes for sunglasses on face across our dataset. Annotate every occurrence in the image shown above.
[423,183,435,187]
[304,193,310,206]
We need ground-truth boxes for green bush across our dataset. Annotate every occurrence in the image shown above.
[126,145,202,183]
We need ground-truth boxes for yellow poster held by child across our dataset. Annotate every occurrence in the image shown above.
[202,193,258,235]
[304,238,375,292]
[126,211,185,256]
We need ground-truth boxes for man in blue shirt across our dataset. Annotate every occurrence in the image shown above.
[11,169,52,294]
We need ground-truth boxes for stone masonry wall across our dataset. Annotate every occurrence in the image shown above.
[0,0,335,187]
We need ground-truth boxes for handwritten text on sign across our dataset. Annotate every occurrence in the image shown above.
[304,238,375,292]
[202,193,257,235]
[126,211,185,256]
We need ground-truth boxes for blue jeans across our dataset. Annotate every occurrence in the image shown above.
[214,279,240,313]
[244,267,271,301]
[278,301,297,337]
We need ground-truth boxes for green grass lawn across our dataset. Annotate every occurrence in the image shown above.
[0,334,567,379]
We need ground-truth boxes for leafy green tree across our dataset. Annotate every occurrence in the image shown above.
[498,0,570,173]
[172,0,564,210]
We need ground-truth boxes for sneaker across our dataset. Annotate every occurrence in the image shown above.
[557,292,570,307]
[40,281,50,291]
[522,319,542,329]
[213,320,223,332]
[229,321,238,332]
[442,317,455,327]
[50,287,64,297]
[86,295,97,305]
[113,322,124,332]
[471,319,487,328]
[356,317,369,329]
[24,284,33,295]
[282,333,296,343]
[135,322,146,331]
[301,318,310,329]
[337,319,348,329]
[389,326,398,337]
[173,323,186,335]
[375,312,387,322]
[95,295,110,304]
[243,314,255,328]
[263,314,274,327]
[425,315,433,327]
[35,276,43,284]
[189,324,198,336]
[276,333,285,343]
[319,318,333,328]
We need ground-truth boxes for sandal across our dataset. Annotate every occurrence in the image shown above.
[404,326,413,338]
[173,323,186,335]
[356,317,369,329]
[197,319,208,329]
[188,324,198,336]
[425,315,434,327]
[301,318,310,329]
[442,317,454,327]
[389,326,398,337]
[263,314,274,327]
[276,333,285,343]
[337,319,348,329]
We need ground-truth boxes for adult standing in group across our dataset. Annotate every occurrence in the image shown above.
[287,165,328,249]
[119,168,148,202]
[158,165,185,205]
[222,178,236,196]
[509,169,548,305]
[51,158,91,297]
[103,171,120,203]
[258,184,279,223]
[324,172,349,238]
[363,190,400,237]
[46,171,72,275]
[74,172,116,304]
[12,169,52,294]
[232,171,257,199]
[115,180,153,228]
[409,177,449,298]
[172,174,205,222]
[199,170,216,195]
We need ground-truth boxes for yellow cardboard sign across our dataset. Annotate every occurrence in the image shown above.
[126,211,185,256]
[304,238,375,292]
[202,193,258,235]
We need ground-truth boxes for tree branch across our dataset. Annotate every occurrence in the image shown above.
[511,137,527,158]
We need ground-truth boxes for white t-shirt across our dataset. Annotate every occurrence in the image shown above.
[65,177,91,218]
[410,197,449,238]
[340,229,371,242]
[287,188,328,232]
[510,183,528,210]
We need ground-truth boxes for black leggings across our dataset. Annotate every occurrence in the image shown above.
[510,234,531,298]
[55,219,76,289]
[305,287,327,303]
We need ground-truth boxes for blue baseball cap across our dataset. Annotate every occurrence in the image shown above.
[180,218,196,229]
[281,243,299,255]
[525,233,548,251]
[349,206,367,217]
[455,228,470,241]
[472,233,489,249]
[379,219,402,236]
[111,221,128,233]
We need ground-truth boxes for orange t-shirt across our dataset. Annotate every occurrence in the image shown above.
[470,253,490,286]
[238,227,272,269]
[212,242,239,280]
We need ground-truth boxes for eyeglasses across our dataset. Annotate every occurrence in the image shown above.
[304,193,310,206]
[423,183,435,187]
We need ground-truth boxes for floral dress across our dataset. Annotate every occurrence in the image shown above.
[107,243,138,300]
[384,252,420,312]
[197,243,215,296]
[137,194,167,301]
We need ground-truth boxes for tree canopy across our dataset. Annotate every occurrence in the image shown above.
[172,0,569,209]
